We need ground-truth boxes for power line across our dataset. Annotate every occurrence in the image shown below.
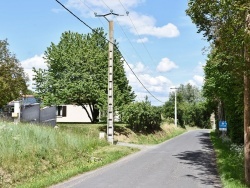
[114,17,147,65]
[97,1,148,65]
[118,0,158,67]
[100,0,110,11]
[97,1,161,103]
[78,0,108,32]
[55,0,164,104]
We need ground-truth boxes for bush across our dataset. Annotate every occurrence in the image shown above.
[122,99,162,132]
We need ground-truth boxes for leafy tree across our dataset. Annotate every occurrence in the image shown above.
[203,49,244,143]
[186,0,250,183]
[0,39,28,108]
[33,29,135,123]
[123,97,162,132]
[162,84,211,128]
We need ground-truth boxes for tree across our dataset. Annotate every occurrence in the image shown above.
[0,39,28,108]
[33,29,135,123]
[162,84,211,128]
[203,49,244,143]
[123,97,162,132]
[186,0,250,184]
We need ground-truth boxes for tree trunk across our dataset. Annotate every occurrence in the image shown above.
[244,11,250,185]
[244,68,250,185]
[82,105,93,123]
[82,104,99,123]
[92,107,99,123]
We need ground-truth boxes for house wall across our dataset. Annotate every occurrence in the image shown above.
[56,105,91,123]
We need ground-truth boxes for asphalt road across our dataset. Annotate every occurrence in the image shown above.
[51,130,222,188]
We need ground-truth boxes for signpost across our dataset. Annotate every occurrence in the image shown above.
[219,121,227,131]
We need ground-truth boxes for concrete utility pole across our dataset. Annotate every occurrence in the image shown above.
[170,87,178,127]
[107,20,114,144]
[95,11,125,144]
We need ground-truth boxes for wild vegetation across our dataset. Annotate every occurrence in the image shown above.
[33,29,135,123]
[186,0,250,184]
[162,84,212,128]
[0,122,138,188]
[210,131,248,188]
[2,1,250,184]
[0,39,29,108]
[0,121,186,188]
[122,97,162,132]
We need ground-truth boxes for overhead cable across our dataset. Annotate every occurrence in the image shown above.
[55,0,164,103]
[118,0,158,67]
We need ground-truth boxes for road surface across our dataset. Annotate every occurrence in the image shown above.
[51,130,222,188]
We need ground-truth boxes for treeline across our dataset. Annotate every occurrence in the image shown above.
[162,84,212,128]
[186,0,250,184]
[0,39,29,108]
[121,84,212,133]
[186,0,250,144]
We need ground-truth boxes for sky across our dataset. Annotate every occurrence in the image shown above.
[0,0,208,106]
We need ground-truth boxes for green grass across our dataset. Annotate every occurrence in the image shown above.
[135,126,186,145]
[210,131,249,188]
[0,121,187,188]
[0,122,138,188]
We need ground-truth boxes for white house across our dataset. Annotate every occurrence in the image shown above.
[56,105,92,123]
[56,104,120,123]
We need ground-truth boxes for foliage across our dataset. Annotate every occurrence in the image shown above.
[0,39,28,108]
[204,49,244,143]
[186,0,249,143]
[210,132,248,188]
[33,29,135,123]
[187,0,250,184]
[162,84,212,128]
[122,97,162,132]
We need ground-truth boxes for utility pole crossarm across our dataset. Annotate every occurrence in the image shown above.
[94,10,127,18]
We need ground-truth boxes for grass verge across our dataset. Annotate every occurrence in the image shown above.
[0,121,187,187]
[114,123,187,145]
[0,122,138,188]
[210,131,249,188]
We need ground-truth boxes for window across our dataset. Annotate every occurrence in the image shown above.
[57,106,67,117]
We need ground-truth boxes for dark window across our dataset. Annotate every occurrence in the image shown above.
[62,106,67,117]
[57,106,67,117]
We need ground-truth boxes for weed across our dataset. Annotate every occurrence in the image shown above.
[210,131,249,188]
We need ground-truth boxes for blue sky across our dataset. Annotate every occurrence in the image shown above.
[0,0,208,106]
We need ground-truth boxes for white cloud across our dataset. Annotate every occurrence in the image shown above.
[187,75,204,87]
[20,54,47,90]
[118,12,180,38]
[193,75,204,85]
[66,0,145,14]
[157,58,178,72]
[194,62,205,74]
[187,79,196,86]
[124,62,147,74]
[124,61,172,104]
[21,54,46,69]
[136,37,148,43]
[65,0,180,38]
[186,62,205,87]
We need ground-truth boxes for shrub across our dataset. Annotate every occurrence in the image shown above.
[122,99,162,132]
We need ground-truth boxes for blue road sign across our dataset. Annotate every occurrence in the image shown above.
[219,121,227,131]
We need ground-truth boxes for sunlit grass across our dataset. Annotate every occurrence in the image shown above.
[114,123,186,145]
[0,121,187,187]
[210,131,249,188]
[0,122,137,188]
